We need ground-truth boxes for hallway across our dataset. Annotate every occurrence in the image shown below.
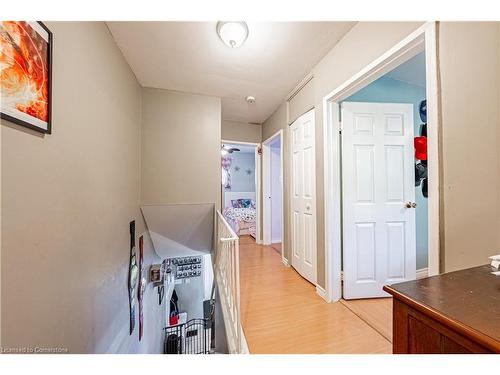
[238,236,392,354]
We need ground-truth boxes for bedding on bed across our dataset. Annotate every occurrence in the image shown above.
[223,207,256,222]
[223,207,256,237]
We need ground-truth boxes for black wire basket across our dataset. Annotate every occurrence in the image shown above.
[164,318,212,354]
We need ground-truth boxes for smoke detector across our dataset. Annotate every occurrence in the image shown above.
[245,96,256,104]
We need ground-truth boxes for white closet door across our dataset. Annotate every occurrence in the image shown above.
[290,109,317,284]
[342,102,416,299]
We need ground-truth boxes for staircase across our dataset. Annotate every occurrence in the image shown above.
[141,203,248,354]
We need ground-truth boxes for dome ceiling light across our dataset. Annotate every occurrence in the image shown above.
[216,21,249,48]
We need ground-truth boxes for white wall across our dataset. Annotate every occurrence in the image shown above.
[270,140,282,243]
[141,88,222,208]
[226,152,256,193]
[289,78,315,123]
[222,120,262,143]
[1,22,164,353]
[438,22,500,272]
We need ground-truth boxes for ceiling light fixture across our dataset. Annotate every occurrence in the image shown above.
[245,96,256,104]
[216,21,249,48]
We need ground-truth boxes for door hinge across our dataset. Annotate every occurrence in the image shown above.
[339,122,343,134]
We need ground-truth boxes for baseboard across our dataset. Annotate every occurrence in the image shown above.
[271,238,282,244]
[416,267,429,279]
[282,257,290,267]
[316,285,330,302]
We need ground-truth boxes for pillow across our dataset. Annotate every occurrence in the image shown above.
[250,200,256,209]
[238,199,252,208]
[231,200,240,208]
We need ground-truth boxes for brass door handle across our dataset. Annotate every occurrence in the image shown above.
[405,202,417,208]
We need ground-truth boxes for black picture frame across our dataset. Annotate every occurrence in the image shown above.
[0,21,53,134]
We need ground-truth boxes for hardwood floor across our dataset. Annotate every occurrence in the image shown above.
[270,242,282,255]
[341,298,393,342]
[238,236,391,354]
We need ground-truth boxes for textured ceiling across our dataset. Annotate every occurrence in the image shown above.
[107,21,356,123]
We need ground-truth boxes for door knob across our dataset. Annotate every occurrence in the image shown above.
[405,202,417,208]
[306,204,311,211]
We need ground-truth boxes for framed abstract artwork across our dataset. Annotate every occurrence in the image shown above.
[0,21,52,133]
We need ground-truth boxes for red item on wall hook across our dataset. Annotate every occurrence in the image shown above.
[414,136,427,161]
[169,314,179,326]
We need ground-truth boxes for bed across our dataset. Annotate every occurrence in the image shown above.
[223,192,256,238]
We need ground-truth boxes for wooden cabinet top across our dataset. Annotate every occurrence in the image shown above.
[383,265,500,352]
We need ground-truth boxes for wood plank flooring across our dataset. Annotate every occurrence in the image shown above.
[238,236,391,354]
[270,242,282,255]
[341,298,393,342]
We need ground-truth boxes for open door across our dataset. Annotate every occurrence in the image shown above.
[341,102,416,299]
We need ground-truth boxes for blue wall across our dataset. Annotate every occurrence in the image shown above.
[344,76,428,270]
[227,152,256,192]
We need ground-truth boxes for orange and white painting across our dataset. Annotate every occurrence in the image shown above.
[0,21,52,133]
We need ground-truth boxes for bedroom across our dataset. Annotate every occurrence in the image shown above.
[221,142,259,239]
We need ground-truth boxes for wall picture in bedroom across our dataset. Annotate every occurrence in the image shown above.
[221,155,232,190]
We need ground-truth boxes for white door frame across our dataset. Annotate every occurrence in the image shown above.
[322,22,441,302]
[221,139,262,244]
[262,130,285,260]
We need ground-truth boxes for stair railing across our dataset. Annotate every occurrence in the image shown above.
[212,211,247,353]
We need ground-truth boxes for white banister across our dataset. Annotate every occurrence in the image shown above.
[214,211,248,354]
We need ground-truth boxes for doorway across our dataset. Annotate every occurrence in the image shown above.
[323,23,440,302]
[221,140,261,243]
[263,130,284,260]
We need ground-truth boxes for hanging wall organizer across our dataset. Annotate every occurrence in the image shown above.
[138,235,146,341]
[128,220,139,335]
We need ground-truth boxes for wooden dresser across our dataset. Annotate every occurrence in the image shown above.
[383,265,500,354]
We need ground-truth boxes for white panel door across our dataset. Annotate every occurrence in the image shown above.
[290,109,317,284]
[342,102,416,299]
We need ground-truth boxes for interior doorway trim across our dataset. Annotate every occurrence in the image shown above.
[322,22,441,302]
[262,130,285,263]
[221,139,262,244]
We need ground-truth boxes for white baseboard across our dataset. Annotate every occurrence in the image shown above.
[416,267,429,279]
[271,238,282,244]
[282,257,290,267]
[316,285,330,302]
